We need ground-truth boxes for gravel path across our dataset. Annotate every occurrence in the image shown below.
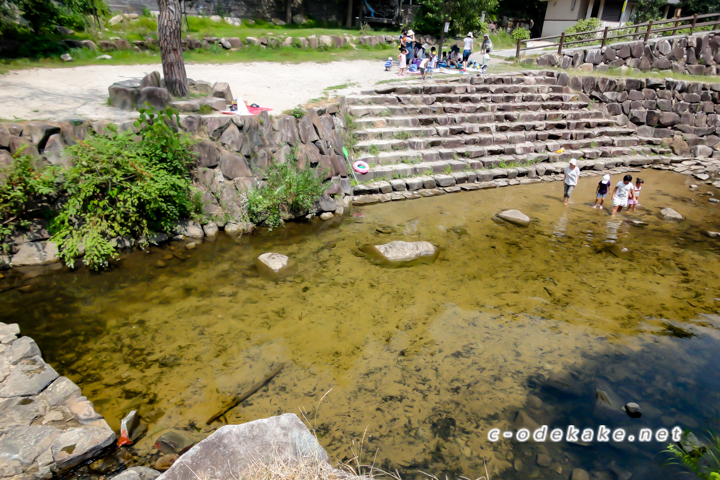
[0,60,395,121]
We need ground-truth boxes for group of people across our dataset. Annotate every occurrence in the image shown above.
[563,159,644,216]
[386,29,494,77]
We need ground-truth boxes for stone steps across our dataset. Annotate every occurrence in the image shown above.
[351,147,674,182]
[356,122,625,145]
[355,132,647,163]
[346,92,581,109]
[349,102,593,118]
[350,155,689,200]
[359,81,565,98]
[353,105,597,128]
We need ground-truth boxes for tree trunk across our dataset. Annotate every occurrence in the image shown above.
[346,0,353,28]
[157,0,188,97]
[286,0,292,24]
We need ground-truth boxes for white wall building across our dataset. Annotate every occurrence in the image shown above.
[539,0,679,38]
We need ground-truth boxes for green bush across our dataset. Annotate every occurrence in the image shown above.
[665,431,720,480]
[564,17,603,42]
[49,107,197,269]
[0,151,59,254]
[246,151,327,229]
[511,27,530,42]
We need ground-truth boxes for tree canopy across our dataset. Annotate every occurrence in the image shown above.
[0,0,107,36]
[412,0,500,37]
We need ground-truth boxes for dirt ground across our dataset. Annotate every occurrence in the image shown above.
[0,60,395,121]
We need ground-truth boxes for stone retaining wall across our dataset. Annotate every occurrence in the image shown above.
[0,102,352,269]
[534,32,720,77]
[0,322,116,480]
[555,71,720,156]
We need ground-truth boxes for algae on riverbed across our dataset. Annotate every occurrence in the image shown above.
[2,169,720,478]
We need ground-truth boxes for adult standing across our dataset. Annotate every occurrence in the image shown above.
[406,29,415,64]
[481,33,493,54]
[563,158,580,206]
[462,32,473,71]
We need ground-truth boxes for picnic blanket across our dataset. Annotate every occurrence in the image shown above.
[247,106,272,115]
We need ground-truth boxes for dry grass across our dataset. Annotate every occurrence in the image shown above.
[232,390,492,480]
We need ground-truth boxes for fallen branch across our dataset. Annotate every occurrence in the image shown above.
[206,363,285,425]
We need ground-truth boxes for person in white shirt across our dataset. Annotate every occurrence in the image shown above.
[563,158,580,206]
[611,174,636,216]
[419,53,430,80]
[462,32,473,71]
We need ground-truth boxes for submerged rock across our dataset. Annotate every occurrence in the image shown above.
[496,209,530,227]
[157,414,328,480]
[257,253,289,273]
[624,402,642,418]
[155,430,197,455]
[660,208,683,221]
[111,467,161,480]
[369,241,438,265]
[571,468,590,480]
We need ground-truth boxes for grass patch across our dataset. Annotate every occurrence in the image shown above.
[367,145,380,156]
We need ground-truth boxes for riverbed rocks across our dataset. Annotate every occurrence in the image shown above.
[0,322,115,479]
[156,414,328,480]
[496,209,530,227]
[371,241,438,264]
[660,207,683,221]
[257,252,292,275]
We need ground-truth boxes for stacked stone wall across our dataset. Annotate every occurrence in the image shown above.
[535,32,720,77]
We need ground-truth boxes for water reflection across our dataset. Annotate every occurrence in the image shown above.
[1,170,720,479]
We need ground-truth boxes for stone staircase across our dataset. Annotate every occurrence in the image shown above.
[344,73,689,203]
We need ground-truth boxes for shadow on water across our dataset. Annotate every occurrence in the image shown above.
[1,170,720,478]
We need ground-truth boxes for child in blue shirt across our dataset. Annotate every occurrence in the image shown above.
[384,57,393,71]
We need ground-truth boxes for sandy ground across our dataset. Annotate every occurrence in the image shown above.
[0,60,394,121]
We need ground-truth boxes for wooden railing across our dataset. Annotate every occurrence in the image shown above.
[516,12,720,59]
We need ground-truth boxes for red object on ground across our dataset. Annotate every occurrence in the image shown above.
[247,106,272,115]
[118,433,132,446]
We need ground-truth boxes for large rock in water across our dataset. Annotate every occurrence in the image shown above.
[660,208,683,221]
[496,209,530,226]
[156,414,328,480]
[256,253,295,277]
[371,241,438,264]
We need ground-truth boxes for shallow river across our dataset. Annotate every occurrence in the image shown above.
[2,169,720,479]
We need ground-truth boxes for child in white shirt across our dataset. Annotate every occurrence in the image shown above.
[419,53,430,80]
[481,48,490,73]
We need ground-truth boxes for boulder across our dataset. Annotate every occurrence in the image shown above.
[175,220,204,238]
[204,116,231,140]
[111,467,161,480]
[137,87,170,110]
[108,81,140,111]
[61,53,73,62]
[0,356,58,397]
[371,241,438,264]
[496,209,530,226]
[51,426,116,469]
[192,140,218,168]
[227,37,242,48]
[169,101,200,112]
[307,35,319,49]
[219,124,244,152]
[212,82,233,102]
[585,49,602,65]
[159,415,322,480]
[43,134,68,166]
[292,13,307,24]
[10,241,59,266]
[108,14,124,25]
[660,208,682,221]
[199,97,227,111]
[245,37,260,46]
[140,71,162,89]
[220,38,231,49]
[22,122,61,149]
[219,151,252,179]
[115,39,131,50]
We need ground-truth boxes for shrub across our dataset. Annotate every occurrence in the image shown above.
[290,107,306,119]
[0,152,59,254]
[50,107,197,269]
[564,17,603,42]
[664,431,720,480]
[246,151,327,229]
[511,27,531,42]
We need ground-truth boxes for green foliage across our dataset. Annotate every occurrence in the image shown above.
[246,152,327,229]
[1,0,108,36]
[665,431,720,480]
[679,0,720,15]
[368,145,380,156]
[564,17,603,42]
[50,107,196,269]
[444,165,453,174]
[0,152,59,253]
[632,0,667,22]
[412,0,497,37]
[290,107,306,119]
[140,6,152,17]
[394,131,412,140]
[511,27,530,42]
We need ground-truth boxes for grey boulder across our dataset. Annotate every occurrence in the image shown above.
[156,414,326,480]
[660,208,683,221]
[496,209,530,226]
[372,241,438,263]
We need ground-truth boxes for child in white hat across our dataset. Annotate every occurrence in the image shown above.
[384,56,393,71]
[593,174,611,209]
[563,158,580,206]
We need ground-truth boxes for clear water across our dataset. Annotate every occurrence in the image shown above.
[2,169,720,479]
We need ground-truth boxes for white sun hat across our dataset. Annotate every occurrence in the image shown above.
[569,158,577,165]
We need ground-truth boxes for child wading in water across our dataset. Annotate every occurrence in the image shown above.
[611,174,635,217]
[398,47,408,76]
[593,174,611,209]
[628,178,644,212]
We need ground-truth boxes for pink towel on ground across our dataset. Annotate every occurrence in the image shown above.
[247,106,272,115]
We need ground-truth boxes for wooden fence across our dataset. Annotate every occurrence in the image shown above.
[516,12,720,59]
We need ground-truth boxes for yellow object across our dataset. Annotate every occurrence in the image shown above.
[556,148,565,154]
